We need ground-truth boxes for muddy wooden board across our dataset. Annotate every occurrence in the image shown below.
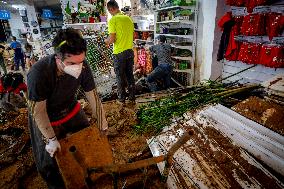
[232,96,284,136]
[55,126,113,189]
[262,74,284,94]
[147,106,284,189]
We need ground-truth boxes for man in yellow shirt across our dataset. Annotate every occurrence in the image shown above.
[105,0,135,105]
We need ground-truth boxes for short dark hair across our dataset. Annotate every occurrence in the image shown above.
[107,0,119,9]
[52,28,87,57]
[12,36,16,41]
[159,35,166,43]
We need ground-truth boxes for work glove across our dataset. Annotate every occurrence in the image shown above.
[45,136,61,157]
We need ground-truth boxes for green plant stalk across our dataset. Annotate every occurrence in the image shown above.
[135,84,260,134]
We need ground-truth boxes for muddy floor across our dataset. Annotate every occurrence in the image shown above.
[1,94,283,188]
[0,100,165,189]
[232,96,284,136]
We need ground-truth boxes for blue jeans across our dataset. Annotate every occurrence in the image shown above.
[147,63,172,92]
[14,56,25,71]
[113,49,135,102]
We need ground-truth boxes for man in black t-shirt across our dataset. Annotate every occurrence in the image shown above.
[27,28,114,188]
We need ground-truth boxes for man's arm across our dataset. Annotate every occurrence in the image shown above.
[85,90,108,131]
[105,33,116,45]
[33,100,61,157]
[33,100,55,139]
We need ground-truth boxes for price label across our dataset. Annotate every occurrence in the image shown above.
[253,6,271,13]
[231,7,247,16]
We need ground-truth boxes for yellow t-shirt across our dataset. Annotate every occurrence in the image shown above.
[108,13,134,55]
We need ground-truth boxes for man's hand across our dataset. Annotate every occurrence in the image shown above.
[45,136,61,157]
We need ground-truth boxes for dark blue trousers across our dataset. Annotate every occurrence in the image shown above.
[147,63,172,92]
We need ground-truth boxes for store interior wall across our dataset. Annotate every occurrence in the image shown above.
[9,2,41,40]
[9,10,24,39]
[211,0,230,81]
[196,0,217,82]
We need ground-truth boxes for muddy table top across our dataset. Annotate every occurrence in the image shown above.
[56,126,113,189]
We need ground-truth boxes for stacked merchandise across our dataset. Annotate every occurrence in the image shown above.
[158,0,196,8]
[61,0,107,24]
[134,45,152,75]
[217,1,284,68]
[134,31,154,42]
[85,32,116,98]
[85,32,113,74]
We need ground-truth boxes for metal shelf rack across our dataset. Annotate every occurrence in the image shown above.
[154,2,198,86]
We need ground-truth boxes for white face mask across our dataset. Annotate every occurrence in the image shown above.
[61,61,83,79]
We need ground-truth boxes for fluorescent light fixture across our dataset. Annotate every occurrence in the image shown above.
[12,5,26,10]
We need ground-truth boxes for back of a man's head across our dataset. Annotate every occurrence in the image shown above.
[107,0,119,10]
[52,28,86,57]
[12,36,16,41]
[159,35,167,43]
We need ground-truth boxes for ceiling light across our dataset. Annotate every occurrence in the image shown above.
[12,5,26,10]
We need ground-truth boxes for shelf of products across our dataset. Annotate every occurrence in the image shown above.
[154,1,198,86]
[155,6,195,12]
[134,29,154,32]
[218,3,284,70]
[171,44,192,50]
[173,69,192,73]
[172,56,192,61]
[65,22,107,26]
[156,33,193,40]
[135,39,149,42]
[156,20,194,25]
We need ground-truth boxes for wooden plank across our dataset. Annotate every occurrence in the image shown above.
[262,74,284,93]
[56,127,113,189]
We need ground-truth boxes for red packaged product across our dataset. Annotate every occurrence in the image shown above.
[246,0,269,13]
[241,14,266,36]
[238,42,249,63]
[259,45,284,68]
[233,16,244,35]
[238,42,262,64]
[134,32,139,39]
[266,13,284,40]
[246,43,262,64]
[226,0,245,6]
[225,40,240,61]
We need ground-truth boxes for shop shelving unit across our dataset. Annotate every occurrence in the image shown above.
[154,2,198,86]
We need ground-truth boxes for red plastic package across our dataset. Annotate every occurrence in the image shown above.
[259,45,284,68]
[246,0,269,13]
[238,42,262,64]
[266,13,284,40]
[226,0,245,6]
[241,14,266,36]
